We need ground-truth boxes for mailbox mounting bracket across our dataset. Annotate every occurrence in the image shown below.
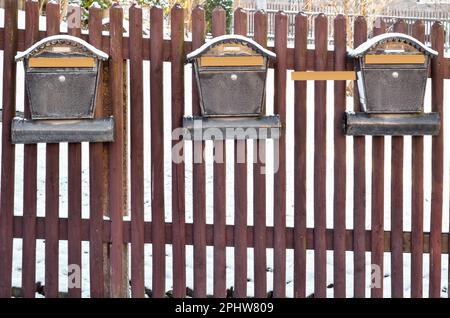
[183,116,281,140]
[11,117,115,144]
[344,112,440,136]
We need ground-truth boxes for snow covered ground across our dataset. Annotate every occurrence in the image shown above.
[1,8,449,298]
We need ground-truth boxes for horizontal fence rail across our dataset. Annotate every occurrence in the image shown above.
[0,1,449,298]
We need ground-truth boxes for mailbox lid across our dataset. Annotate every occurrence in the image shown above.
[15,35,109,62]
[349,32,438,59]
[186,34,276,66]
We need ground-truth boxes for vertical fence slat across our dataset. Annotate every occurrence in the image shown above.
[429,21,444,298]
[273,11,287,298]
[411,20,425,299]
[353,16,367,299]
[109,4,126,298]
[130,4,144,298]
[371,18,388,299]
[171,4,186,298]
[192,5,207,298]
[67,4,83,299]
[211,6,226,298]
[21,0,38,299]
[150,5,165,298]
[388,19,407,299]
[333,14,347,298]
[253,10,268,299]
[44,1,60,298]
[313,13,327,298]
[0,0,17,298]
[88,5,105,298]
[293,12,307,298]
[372,17,388,297]
[233,7,248,298]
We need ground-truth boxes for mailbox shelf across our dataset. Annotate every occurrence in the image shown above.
[344,112,440,136]
[11,117,115,144]
[183,116,281,140]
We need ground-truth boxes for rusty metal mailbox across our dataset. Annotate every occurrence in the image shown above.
[344,33,440,136]
[12,35,114,144]
[184,35,280,140]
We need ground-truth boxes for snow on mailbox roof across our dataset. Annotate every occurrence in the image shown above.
[15,35,109,62]
[349,32,438,58]
[186,34,276,62]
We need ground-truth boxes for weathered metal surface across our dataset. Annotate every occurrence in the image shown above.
[183,115,281,140]
[358,66,428,113]
[26,68,99,119]
[11,117,115,144]
[343,112,440,135]
[350,33,436,114]
[187,35,275,117]
[196,68,267,116]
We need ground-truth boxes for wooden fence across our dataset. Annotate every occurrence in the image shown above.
[243,4,450,48]
[0,0,449,298]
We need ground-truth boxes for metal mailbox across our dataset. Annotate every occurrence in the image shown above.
[12,35,114,144]
[344,33,440,136]
[184,35,280,140]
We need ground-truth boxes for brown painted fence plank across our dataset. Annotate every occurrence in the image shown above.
[372,18,388,298]
[389,19,407,299]
[44,1,60,298]
[67,5,83,299]
[353,16,367,298]
[0,0,17,298]
[293,12,307,298]
[211,6,226,299]
[429,21,444,298]
[411,20,425,299]
[370,19,387,299]
[171,4,186,298]
[253,10,268,299]
[109,4,126,298]
[233,7,248,299]
[314,13,328,298]
[150,6,165,298]
[129,4,145,298]
[21,0,39,299]
[88,5,105,298]
[333,14,347,298]
[273,11,287,298]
